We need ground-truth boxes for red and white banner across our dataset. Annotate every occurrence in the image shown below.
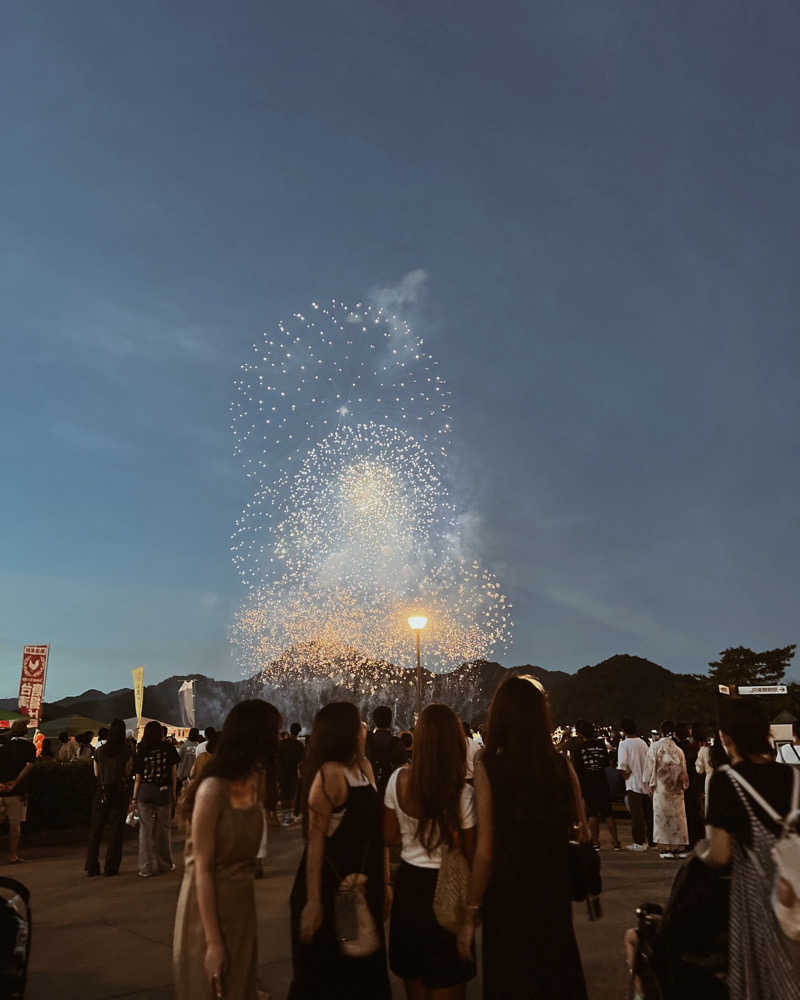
[19,645,49,722]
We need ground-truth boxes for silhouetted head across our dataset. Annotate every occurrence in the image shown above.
[140,721,164,753]
[718,697,770,758]
[485,674,559,794]
[188,727,201,743]
[660,720,676,737]
[621,718,637,736]
[290,722,302,737]
[372,705,392,730]
[576,719,595,740]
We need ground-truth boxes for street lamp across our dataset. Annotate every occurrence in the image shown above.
[408,615,428,719]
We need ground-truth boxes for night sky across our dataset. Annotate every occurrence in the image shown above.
[3,2,799,698]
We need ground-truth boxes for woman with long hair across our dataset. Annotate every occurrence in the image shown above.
[385,703,477,1000]
[289,702,390,1000]
[457,675,589,1000]
[173,699,280,1000]
[132,719,179,877]
[85,718,133,877]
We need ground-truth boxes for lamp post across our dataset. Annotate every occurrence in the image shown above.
[408,615,428,720]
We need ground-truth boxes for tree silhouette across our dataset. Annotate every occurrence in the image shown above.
[707,644,796,688]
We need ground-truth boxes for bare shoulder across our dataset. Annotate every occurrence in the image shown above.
[195,776,226,808]
[315,761,348,803]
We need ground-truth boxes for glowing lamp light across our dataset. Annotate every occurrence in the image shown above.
[408,615,428,631]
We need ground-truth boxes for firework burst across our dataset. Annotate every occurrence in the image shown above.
[230,299,513,684]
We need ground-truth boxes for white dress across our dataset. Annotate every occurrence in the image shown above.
[644,736,689,845]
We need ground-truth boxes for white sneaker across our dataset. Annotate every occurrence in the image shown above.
[659,852,675,859]
[625,843,648,852]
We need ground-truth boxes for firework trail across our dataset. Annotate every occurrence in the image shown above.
[230,300,512,684]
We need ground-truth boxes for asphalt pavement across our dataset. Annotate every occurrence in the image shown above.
[9,820,676,999]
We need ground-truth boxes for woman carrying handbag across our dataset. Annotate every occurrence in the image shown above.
[457,675,590,1000]
[289,702,391,1000]
[384,703,477,1000]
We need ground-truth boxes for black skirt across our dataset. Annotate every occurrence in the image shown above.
[389,861,476,989]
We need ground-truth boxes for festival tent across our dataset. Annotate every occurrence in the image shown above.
[124,717,190,741]
[37,715,107,738]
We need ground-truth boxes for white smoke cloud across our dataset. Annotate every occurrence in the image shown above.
[369,269,428,314]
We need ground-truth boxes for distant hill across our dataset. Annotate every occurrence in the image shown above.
[1,652,749,732]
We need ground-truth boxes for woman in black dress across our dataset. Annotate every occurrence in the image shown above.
[289,702,390,1000]
[85,718,133,876]
[458,675,589,1000]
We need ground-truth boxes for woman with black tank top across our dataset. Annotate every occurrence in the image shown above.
[458,674,589,1000]
[699,696,800,1000]
[289,702,391,1000]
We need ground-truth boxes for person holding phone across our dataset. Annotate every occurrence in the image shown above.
[173,699,280,1000]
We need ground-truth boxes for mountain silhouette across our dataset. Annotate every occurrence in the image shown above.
[1,653,720,731]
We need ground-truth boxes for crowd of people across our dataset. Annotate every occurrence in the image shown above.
[1,686,799,999]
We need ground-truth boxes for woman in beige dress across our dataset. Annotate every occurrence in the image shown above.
[173,700,280,1000]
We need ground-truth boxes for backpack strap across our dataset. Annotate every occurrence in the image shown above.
[787,766,800,830]
[721,764,784,824]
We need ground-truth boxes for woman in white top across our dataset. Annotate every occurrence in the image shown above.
[384,703,477,1000]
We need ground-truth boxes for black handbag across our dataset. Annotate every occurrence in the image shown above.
[568,841,602,919]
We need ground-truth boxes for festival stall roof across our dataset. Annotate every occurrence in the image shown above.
[772,710,798,724]
[38,715,108,738]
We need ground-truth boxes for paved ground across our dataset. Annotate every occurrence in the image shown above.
[8,821,676,999]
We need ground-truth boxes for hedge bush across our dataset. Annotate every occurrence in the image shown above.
[23,760,99,832]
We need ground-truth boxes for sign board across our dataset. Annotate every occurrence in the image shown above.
[738,685,788,696]
[132,666,145,725]
[19,645,49,723]
[718,684,731,695]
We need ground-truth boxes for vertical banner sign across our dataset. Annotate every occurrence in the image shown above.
[178,679,196,728]
[132,666,145,726]
[19,645,49,723]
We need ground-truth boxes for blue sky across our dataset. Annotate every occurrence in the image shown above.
[3,1,799,699]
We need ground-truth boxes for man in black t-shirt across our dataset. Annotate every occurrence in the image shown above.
[571,720,621,850]
[0,720,37,863]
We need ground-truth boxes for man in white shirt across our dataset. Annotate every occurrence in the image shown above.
[194,725,216,757]
[778,721,800,764]
[462,720,482,782]
[617,718,652,850]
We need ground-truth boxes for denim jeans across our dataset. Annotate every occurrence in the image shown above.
[137,801,172,875]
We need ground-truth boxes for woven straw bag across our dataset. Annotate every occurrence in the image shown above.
[433,844,470,933]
